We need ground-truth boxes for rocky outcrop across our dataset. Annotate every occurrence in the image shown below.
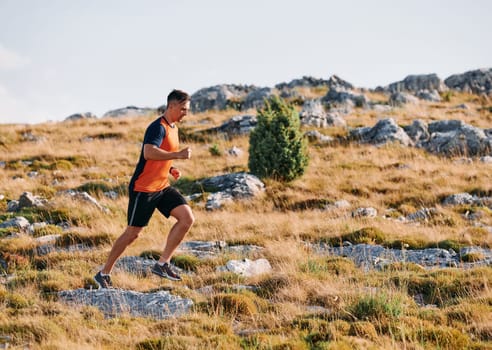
[197,172,265,210]
[422,120,492,157]
[275,76,330,90]
[322,87,368,108]
[300,99,346,128]
[64,112,97,122]
[190,84,256,113]
[444,68,492,95]
[311,243,492,270]
[216,258,272,277]
[242,87,274,110]
[58,289,193,319]
[351,118,492,157]
[209,114,257,137]
[102,106,155,118]
[349,118,414,146]
[387,74,447,93]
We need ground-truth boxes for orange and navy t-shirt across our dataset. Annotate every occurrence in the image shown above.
[129,117,179,193]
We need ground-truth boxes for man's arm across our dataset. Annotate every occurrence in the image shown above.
[143,144,191,160]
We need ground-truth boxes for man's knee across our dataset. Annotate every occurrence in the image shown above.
[125,226,143,243]
[172,206,194,230]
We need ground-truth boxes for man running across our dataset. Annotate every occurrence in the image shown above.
[94,89,194,288]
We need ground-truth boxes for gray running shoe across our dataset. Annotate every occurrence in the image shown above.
[94,271,113,289]
[151,262,181,281]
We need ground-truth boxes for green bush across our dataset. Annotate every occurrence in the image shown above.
[248,96,308,182]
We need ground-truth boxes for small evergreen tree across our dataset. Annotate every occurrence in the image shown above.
[248,96,308,182]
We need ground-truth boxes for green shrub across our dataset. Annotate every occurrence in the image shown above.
[248,96,308,182]
[209,143,222,156]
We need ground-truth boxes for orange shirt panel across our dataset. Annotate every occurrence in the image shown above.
[133,122,179,192]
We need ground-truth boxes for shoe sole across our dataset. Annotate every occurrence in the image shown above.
[151,268,181,281]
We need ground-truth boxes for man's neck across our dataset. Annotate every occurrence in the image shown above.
[161,112,175,128]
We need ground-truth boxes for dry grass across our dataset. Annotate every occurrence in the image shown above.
[0,91,491,349]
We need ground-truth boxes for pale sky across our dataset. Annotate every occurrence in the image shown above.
[0,0,490,124]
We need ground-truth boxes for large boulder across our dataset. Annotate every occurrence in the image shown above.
[444,68,492,95]
[198,172,265,210]
[64,112,97,122]
[387,74,447,93]
[102,106,155,118]
[349,118,413,146]
[242,87,274,110]
[190,84,256,113]
[275,76,330,90]
[58,289,193,319]
[300,99,346,128]
[423,120,492,157]
[322,87,368,108]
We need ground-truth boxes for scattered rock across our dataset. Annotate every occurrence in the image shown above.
[217,258,272,277]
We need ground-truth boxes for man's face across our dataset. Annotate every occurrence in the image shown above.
[168,100,190,123]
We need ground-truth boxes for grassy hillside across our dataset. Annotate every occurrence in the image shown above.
[0,91,491,349]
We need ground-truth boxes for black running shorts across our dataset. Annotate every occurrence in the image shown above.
[127,187,188,227]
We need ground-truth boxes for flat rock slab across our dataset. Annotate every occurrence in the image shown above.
[58,288,193,319]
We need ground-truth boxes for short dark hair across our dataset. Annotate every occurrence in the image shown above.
[167,89,190,105]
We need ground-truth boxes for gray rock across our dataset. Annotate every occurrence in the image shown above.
[442,193,480,206]
[275,76,331,90]
[58,288,193,319]
[322,87,368,108]
[102,106,155,118]
[406,208,438,221]
[416,89,441,102]
[212,115,257,136]
[424,121,491,157]
[199,172,265,210]
[0,216,30,230]
[228,146,244,157]
[305,130,335,143]
[300,99,346,128]
[311,243,492,270]
[352,207,377,218]
[349,118,413,146]
[403,120,430,144]
[217,258,272,277]
[444,68,492,95]
[242,87,274,110]
[190,84,255,113]
[387,74,447,93]
[65,112,97,122]
[389,92,419,106]
[18,191,47,210]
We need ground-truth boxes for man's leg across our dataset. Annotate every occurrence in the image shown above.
[101,225,144,274]
[158,204,194,263]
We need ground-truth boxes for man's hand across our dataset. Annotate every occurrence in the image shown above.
[170,167,181,180]
[178,147,191,159]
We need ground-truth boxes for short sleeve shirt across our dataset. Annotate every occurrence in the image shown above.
[129,117,179,192]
